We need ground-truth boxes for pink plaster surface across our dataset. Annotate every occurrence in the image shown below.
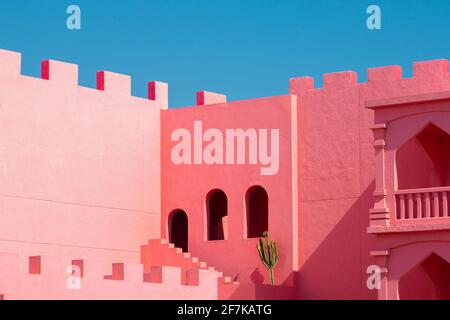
[161,94,298,287]
[1,47,450,299]
[0,49,163,268]
[0,252,221,300]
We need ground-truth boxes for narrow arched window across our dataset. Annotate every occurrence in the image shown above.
[246,186,268,238]
[206,189,228,240]
[168,209,189,252]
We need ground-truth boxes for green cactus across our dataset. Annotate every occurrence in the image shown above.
[256,231,278,286]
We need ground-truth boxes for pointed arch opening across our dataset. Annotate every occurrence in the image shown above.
[399,253,450,300]
[245,185,269,238]
[396,123,450,190]
[168,209,188,252]
[206,189,228,241]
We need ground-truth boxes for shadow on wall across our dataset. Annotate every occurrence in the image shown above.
[250,268,264,285]
[297,183,377,300]
[223,271,300,300]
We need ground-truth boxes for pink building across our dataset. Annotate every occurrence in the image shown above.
[0,48,449,300]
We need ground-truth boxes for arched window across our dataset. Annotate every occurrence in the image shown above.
[246,186,268,238]
[396,123,450,190]
[206,189,228,241]
[168,209,188,252]
[245,186,269,238]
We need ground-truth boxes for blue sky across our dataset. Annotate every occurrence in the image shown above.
[0,0,450,107]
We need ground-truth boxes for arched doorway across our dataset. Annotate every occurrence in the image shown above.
[399,253,450,300]
[246,186,269,238]
[168,210,188,252]
[206,189,228,241]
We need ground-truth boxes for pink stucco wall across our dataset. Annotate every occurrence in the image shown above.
[289,73,376,299]
[161,94,298,286]
[286,59,450,299]
[0,252,221,300]
[2,46,450,299]
[0,49,163,266]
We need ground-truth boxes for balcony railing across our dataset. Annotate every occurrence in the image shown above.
[395,186,450,220]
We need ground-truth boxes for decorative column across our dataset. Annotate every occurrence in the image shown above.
[369,124,390,227]
[370,250,390,300]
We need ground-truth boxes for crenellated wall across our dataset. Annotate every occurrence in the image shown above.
[289,59,450,299]
[158,58,450,300]
[2,46,450,299]
[0,252,221,300]
[0,49,165,266]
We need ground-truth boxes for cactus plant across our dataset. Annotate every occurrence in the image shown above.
[256,231,278,285]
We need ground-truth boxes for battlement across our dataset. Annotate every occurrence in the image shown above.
[0,252,229,300]
[160,58,450,110]
[0,49,168,109]
[0,47,164,216]
[196,91,227,106]
[289,59,450,107]
[4,48,450,111]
